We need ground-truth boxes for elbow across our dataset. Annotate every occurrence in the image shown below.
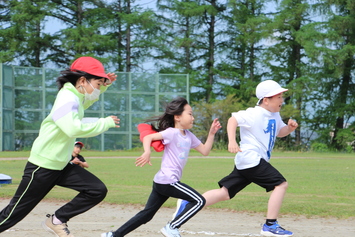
[64,130,80,138]
[277,131,289,138]
[61,130,75,138]
[62,126,88,138]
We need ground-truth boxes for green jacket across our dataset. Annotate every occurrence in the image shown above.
[28,82,115,170]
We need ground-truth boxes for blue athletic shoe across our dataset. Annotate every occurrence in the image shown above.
[260,221,293,236]
[171,199,189,220]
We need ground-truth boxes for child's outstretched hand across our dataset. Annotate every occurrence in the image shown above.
[288,119,298,132]
[209,118,222,135]
[109,115,120,128]
[105,72,117,85]
[135,152,152,167]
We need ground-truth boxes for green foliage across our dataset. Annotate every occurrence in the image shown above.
[293,0,355,151]
[190,95,245,145]
[334,128,355,152]
[345,145,353,153]
[0,0,55,66]
[310,142,329,152]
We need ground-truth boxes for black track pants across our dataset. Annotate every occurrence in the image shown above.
[114,181,205,237]
[0,161,107,232]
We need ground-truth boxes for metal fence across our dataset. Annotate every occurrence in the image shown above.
[0,64,189,151]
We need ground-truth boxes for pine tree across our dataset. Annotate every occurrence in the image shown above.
[297,0,355,151]
[48,0,113,66]
[263,0,313,148]
[155,0,202,74]
[219,0,271,104]
[156,0,227,102]
[0,0,55,67]
[104,0,157,72]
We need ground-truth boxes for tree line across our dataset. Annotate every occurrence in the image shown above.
[1,0,354,152]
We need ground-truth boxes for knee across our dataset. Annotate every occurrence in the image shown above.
[190,195,206,207]
[200,196,206,207]
[221,187,231,201]
[98,183,108,199]
[89,182,108,201]
[277,181,288,190]
[145,214,154,223]
[139,209,156,223]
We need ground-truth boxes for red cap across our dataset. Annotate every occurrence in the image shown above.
[70,57,108,79]
[74,141,84,148]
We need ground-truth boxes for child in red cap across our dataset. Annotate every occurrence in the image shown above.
[0,57,120,237]
[71,141,89,168]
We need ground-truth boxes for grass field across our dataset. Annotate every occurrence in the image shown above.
[0,150,354,219]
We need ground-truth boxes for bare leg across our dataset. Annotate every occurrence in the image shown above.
[202,186,230,207]
[267,181,288,219]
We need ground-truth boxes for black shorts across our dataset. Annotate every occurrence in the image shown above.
[218,159,286,198]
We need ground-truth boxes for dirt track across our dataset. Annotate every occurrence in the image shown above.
[1,156,354,236]
[1,199,354,237]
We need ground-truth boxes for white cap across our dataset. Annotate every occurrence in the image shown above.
[256,80,288,105]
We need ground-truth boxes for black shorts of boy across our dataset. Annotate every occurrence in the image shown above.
[218,158,286,198]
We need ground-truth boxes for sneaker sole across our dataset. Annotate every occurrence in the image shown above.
[160,227,169,237]
[101,233,112,237]
[260,230,293,236]
[41,221,60,237]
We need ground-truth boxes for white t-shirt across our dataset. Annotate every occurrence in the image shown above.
[232,106,287,170]
[153,127,201,184]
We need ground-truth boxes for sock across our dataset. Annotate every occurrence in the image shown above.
[52,215,63,225]
[266,219,277,226]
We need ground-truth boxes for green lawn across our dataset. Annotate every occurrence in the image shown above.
[0,151,354,219]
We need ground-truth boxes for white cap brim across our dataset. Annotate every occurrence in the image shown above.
[257,88,288,105]
[263,88,288,98]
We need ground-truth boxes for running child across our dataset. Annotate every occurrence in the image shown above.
[0,56,120,237]
[101,97,222,237]
[173,80,298,237]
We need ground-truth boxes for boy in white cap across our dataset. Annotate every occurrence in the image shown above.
[173,80,298,236]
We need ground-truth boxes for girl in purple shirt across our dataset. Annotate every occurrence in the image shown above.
[101,97,221,237]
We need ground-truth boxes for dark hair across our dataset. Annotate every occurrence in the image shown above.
[258,96,273,105]
[146,97,188,131]
[56,69,103,90]
[258,98,264,105]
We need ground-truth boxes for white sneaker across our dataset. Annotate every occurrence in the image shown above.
[160,223,181,237]
[101,232,114,237]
